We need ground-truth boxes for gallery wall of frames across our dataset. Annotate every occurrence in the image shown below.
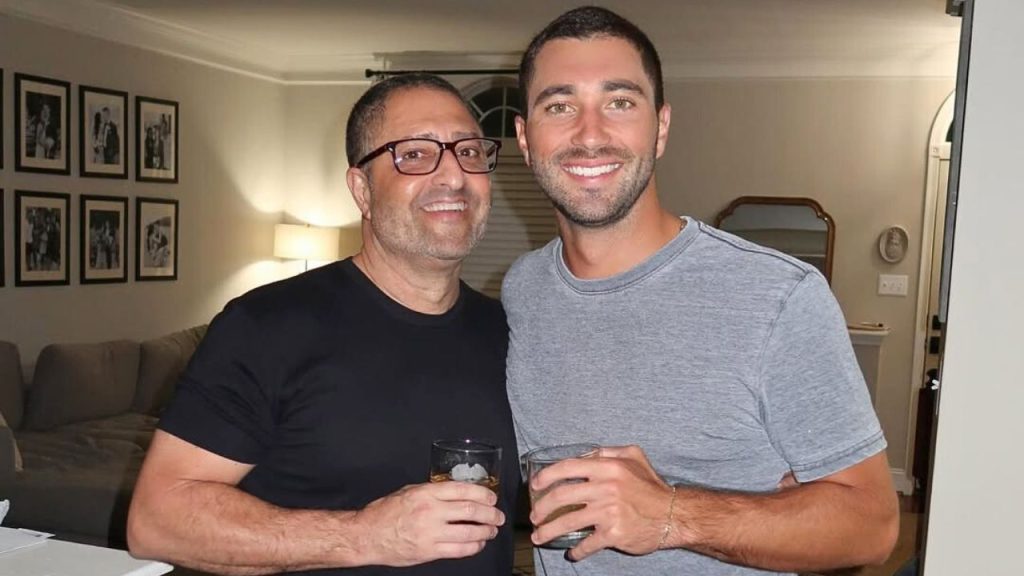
[0,67,180,288]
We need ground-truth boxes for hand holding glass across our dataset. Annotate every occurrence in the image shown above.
[429,439,502,493]
[526,443,600,549]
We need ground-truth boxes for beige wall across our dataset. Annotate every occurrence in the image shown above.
[0,15,374,373]
[282,85,364,229]
[0,15,288,371]
[656,77,955,478]
[281,84,366,260]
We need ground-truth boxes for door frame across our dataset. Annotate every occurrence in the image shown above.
[904,90,955,492]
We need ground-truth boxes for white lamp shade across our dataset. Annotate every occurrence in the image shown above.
[274,224,340,261]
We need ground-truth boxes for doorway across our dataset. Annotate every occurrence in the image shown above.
[907,91,955,499]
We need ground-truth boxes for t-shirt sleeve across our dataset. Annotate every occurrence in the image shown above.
[759,271,886,482]
[501,256,532,472]
[158,301,278,464]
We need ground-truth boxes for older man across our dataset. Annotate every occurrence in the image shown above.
[505,6,899,575]
[128,73,516,575]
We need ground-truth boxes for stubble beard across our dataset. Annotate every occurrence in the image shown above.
[531,144,657,228]
[368,186,490,262]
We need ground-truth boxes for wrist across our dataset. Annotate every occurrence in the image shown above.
[656,484,678,550]
[332,509,370,568]
[664,485,704,550]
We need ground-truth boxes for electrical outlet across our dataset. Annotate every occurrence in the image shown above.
[878,274,909,296]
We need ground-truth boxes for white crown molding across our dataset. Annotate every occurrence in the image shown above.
[379,51,521,72]
[662,50,960,80]
[0,0,958,84]
[0,0,376,84]
[0,0,277,80]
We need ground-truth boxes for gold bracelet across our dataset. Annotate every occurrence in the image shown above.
[657,484,678,550]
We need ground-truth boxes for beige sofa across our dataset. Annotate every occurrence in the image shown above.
[0,326,206,547]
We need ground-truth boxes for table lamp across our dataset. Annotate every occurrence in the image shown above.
[274,223,340,271]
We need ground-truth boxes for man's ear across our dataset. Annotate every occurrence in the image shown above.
[346,167,372,219]
[514,115,530,166]
[655,103,671,159]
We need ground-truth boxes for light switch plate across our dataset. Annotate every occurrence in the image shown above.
[878,274,909,296]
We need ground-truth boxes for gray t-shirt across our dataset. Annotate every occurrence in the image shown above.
[502,217,885,576]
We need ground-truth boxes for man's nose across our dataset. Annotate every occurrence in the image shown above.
[430,148,467,189]
[570,106,610,150]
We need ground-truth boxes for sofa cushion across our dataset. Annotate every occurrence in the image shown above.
[24,340,140,431]
[6,412,158,542]
[0,341,26,472]
[0,341,25,430]
[133,325,207,415]
[0,412,24,473]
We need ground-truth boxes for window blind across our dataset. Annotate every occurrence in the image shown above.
[461,149,556,297]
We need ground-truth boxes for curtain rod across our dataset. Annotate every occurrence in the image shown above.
[365,68,518,78]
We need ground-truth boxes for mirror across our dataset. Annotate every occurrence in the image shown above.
[714,196,835,283]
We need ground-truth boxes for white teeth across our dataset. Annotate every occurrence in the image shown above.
[564,163,620,177]
[423,202,467,212]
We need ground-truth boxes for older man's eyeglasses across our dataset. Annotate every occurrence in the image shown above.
[356,137,502,175]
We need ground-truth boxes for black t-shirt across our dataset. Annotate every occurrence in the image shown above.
[159,258,518,575]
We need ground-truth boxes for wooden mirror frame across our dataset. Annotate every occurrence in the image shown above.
[714,196,836,283]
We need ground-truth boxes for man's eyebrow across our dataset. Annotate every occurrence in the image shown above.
[399,130,481,141]
[532,81,647,108]
[407,131,439,140]
[532,84,574,107]
[603,79,646,96]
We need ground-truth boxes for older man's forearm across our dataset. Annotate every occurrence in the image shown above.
[128,480,364,575]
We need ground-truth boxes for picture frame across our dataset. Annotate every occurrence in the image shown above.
[879,225,910,264]
[1,189,5,287]
[80,86,128,179]
[136,96,178,183]
[80,195,128,284]
[15,73,71,175]
[14,190,71,287]
[1,69,5,171]
[135,197,178,281]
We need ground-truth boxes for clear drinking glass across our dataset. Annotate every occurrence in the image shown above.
[525,443,600,548]
[429,439,502,494]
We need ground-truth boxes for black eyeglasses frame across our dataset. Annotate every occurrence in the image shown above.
[355,137,502,175]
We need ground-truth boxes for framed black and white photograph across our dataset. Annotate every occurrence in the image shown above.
[80,195,128,284]
[1,70,5,170]
[15,73,71,175]
[14,190,71,286]
[136,97,178,183]
[1,189,5,287]
[136,197,178,281]
[80,86,128,179]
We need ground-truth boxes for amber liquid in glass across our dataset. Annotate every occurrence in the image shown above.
[430,472,500,493]
[530,482,592,548]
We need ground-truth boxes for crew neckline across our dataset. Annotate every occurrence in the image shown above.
[339,258,466,326]
[553,216,699,294]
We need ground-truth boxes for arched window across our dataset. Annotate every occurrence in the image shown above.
[459,77,557,297]
[464,77,521,139]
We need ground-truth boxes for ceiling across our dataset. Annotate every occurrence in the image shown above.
[0,0,962,83]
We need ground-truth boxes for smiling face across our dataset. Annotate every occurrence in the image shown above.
[516,36,670,228]
[347,87,491,263]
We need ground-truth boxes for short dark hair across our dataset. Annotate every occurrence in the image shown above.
[518,6,664,117]
[345,73,472,167]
